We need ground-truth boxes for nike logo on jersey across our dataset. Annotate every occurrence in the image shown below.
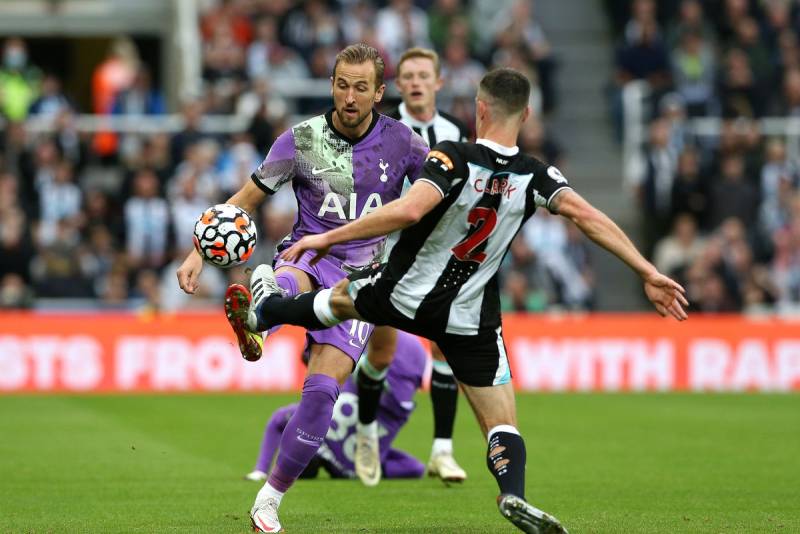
[348,339,362,348]
[312,166,336,175]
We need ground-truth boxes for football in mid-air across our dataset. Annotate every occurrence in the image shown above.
[193,204,257,268]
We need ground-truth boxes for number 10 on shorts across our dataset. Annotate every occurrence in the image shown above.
[348,320,370,346]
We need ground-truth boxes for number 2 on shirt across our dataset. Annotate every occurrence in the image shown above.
[451,206,498,263]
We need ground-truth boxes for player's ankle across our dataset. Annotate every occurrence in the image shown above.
[357,420,378,436]
[431,438,453,457]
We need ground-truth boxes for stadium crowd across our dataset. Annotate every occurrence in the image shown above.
[609,0,800,313]
[0,0,596,312]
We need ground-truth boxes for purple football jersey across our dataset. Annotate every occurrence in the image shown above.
[316,332,428,477]
[252,109,429,269]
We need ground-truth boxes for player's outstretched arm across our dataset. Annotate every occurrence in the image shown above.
[176,180,267,294]
[551,189,689,321]
[280,180,443,265]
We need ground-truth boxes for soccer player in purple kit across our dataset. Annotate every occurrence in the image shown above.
[176,43,429,532]
[244,331,427,483]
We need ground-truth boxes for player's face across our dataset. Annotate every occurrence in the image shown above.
[331,61,385,130]
[396,57,442,113]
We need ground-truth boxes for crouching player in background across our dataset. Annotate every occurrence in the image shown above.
[245,331,427,483]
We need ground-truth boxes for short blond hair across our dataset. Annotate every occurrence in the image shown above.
[397,47,441,77]
[333,43,386,88]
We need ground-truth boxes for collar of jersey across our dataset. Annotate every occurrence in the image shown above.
[476,138,519,156]
[325,108,379,145]
[398,102,438,128]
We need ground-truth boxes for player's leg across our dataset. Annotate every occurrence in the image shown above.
[251,343,353,532]
[438,331,567,534]
[354,325,397,486]
[382,448,426,479]
[246,404,298,482]
[225,264,315,362]
[427,340,467,482]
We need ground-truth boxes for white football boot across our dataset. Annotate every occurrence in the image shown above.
[497,494,568,534]
[354,421,381,487]
[243,469,268,482]
[427,451,467,483]
[250,496,283,533]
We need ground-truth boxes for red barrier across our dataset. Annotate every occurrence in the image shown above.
[1,312,799,392]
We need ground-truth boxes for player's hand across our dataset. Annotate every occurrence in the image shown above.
[280,234,332,266]
[643,272,689,321]
[177,250,204,294]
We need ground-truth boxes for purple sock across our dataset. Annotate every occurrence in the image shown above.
[267,374,340,493]
[255,404,297,473]
[267,272,302,335]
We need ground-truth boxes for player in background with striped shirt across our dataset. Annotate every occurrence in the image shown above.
[354,48,469,487]
[235,68,688,533]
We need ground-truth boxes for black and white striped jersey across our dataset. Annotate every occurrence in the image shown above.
[383,138,572,337]
[386,103,469,146]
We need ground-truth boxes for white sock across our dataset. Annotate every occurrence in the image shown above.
[257,481,285,507]
[357,357,389,381]
[431,438,453,457]
[357,420,378,437]
[312,288,340,327]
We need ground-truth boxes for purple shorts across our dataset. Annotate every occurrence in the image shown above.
[274,251,374,362]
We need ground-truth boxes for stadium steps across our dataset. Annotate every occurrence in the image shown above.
[537,0,645,311]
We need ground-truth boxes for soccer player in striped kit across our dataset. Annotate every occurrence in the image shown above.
[234,68,688,533]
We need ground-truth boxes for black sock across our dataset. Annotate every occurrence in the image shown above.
[487,431,527,499]
[258,292,326,330]
[356,366,385,425]
[430,369,458,439]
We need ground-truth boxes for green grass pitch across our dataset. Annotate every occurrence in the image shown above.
[1,393,798,533]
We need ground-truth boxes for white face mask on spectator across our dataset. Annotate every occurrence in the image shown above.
[3,46,27,70]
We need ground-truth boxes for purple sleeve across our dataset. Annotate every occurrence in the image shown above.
[405,131,430,185]
[251,129,296,194]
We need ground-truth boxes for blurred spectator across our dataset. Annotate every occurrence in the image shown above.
[428,0,469,52]
[638,118,677,255]
[780,67,800,116]
[440,40,485,99]
[772,206,800,308]
[665,0,716,49]
[376,0,432,66]
[0,37,41,121]
[112,67,165,115]
[91,37,139,114]
[759,138,798,236]
[282,0,342,64]
[28,73,73,118]
[0,207,35,283]
[670,146,709,228]
[200,0,253,47]
[708,154,758,229]
[170,99,207,165]
[517,115,563,168]
[124,169,170,270]
[30,220,93,298]
[38,160,82,246]
[615,19,671,91]
[653,213,706,276]
[719,47,761,117]
[0,273,34,308]
[670,29,716,117]
[340,1,377,45]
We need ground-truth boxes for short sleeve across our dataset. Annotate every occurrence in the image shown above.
[404,131,430,184]
[531,163,573,213]
[416,141,467,198]
[251,129,295,194]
